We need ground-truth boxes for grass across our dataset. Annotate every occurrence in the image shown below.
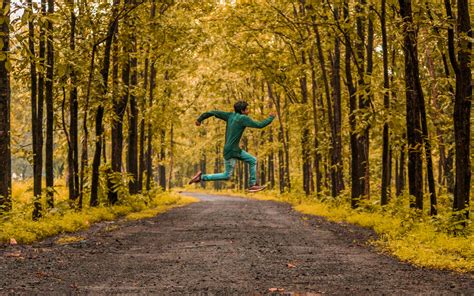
[185,186,474,273]
[0,180,198,244]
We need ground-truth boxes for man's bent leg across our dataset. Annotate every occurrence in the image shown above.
[201,158,236,182]
[239,150,257,186]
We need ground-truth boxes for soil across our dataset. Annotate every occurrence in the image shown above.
[1,192,473,295]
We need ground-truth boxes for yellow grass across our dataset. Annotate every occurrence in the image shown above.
[0,180,199,244]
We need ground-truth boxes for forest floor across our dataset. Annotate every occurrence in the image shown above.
[1,192,473,295]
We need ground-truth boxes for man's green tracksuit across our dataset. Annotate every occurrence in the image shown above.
[197,110,274,186]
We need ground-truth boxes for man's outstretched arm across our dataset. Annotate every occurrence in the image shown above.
[241,113,275,128]
[196,110,232,126]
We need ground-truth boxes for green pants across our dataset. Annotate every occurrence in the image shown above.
[201,150,257,186]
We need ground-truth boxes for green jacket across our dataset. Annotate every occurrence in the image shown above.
[197,110,275,160]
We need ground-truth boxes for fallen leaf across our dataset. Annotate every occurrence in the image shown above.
[287,263,297,268]
[9,238,17,245]
[5,251,22,257]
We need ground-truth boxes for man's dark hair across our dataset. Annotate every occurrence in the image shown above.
[234,101,248,114]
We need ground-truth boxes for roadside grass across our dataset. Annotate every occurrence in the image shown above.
[184,187,474,273]
[0,180,198,244]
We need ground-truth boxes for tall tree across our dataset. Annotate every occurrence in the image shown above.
[127,4,139,194]
[138,58,148,193]
[27,0,43,219]
[146,60,155,191]
[343,0,360,208]
[109,8,126,204]
[330,5,344,197]
[447,0,472,220]
[67,0,79,204]
[45,0,55,207]
[145,0,157,192]
[0,0,11,211]
[90,0,119,206]
[356,0,372,199]
[399,0,424,209]
[380,0,391,205]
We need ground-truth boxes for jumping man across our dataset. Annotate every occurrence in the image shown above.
[189,101,275,192]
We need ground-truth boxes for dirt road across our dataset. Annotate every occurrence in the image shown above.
[1,192,473,295]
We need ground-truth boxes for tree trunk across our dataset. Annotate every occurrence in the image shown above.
[90,1,119,206]
[449,0,472,220]
[27,0,43,219]
[67,0,79,205]
[108,20,120,204]
[168,123,174,189]
[299,51,311,195]
[284,96,291,191]
[159,129,166,190]
[38,0,46,199]
[356,0,372,199]
[200,149,206,189]
[343,0,360,208]
[399,0,423,209]
[145,0,157,192]
[80,42,97,209]
[138,58,148,193]
[268,83,288,192]
[396,142,406,196]
[313,15,337,196]
[267,100,275,189]
[44,0,55,208]
[146,61,155,191]
[309,46,322,195]
[214,145,221,190]
[330,7,344,196]
[0,0,11,211]
[127,21,138,194]
[381,0,391,205]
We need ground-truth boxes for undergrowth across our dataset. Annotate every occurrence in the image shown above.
[0,180,198,244]
[186,187,474,273]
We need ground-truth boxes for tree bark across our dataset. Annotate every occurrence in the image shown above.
[399,0,423,209]
[343,0,359,208]
[138,58,148,193]
[44,0,55,208]
[299,51,311,195]
[330,6,344,197]
[90,0,119,206]
[159,128,166,190]
[145,0,157,192]
[168,123,174,189]
[107,19,120,204]
[268,83,289,193]
[381,0,391,205]
[127,17,138,194]
[146,61,155,191]
[308,45,322,195]
[450,0,472,220]
[67,0,79,206]
[27,0,43,219]
[356,0,372,199]
[0,0,11,211]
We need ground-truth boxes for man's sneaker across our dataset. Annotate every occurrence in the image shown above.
[188,171,202,184]
[247,184,267,193]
